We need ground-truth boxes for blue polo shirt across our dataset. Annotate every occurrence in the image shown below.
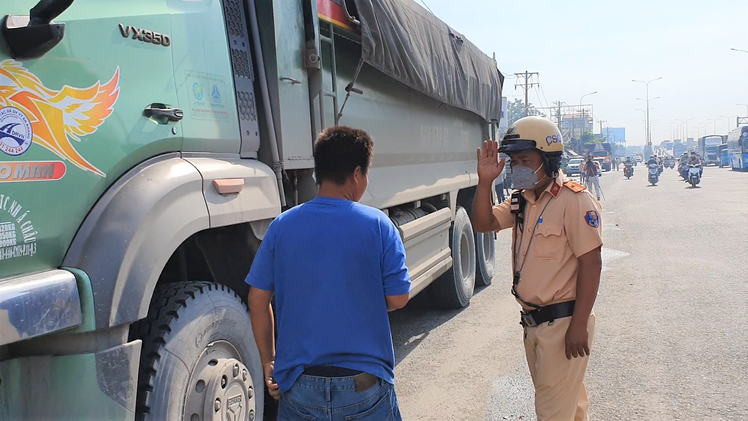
[245,196,411,392]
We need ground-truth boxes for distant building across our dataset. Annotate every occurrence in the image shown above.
[560,113,593,139]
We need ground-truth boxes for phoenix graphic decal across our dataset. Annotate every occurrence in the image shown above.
[0,60,120,176]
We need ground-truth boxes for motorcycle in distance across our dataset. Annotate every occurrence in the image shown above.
[624,163,634,179]
[679,163,689,180]
[688,164,702,188]
[648,163,660,186]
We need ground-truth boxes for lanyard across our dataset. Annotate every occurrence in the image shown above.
[511,195,553,310]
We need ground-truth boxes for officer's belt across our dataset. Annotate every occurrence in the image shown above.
[520,300,576,328]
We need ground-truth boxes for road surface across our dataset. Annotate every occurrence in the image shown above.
[391,165,748,420]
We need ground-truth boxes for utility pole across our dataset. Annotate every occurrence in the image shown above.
[598,120,606,135]
[514,71,539,114]
[578,92,597,146]
[553,101,564,131]
[606,126,611,147]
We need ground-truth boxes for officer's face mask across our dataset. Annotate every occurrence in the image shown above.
[511,161,546,190]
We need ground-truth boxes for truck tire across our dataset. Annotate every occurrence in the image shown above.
[474,231,495,287]
[432,207,476,308]
[130,281,264,421]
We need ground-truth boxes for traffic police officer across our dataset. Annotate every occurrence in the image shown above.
[472,116,603,421]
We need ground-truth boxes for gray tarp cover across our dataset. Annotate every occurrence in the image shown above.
[353,0,504,122]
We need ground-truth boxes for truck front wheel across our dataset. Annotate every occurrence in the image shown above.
[130,281,264,421]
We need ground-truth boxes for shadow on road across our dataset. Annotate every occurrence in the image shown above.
[389,285,490,366]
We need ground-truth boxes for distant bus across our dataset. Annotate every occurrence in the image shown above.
[660,140,674,151]
[726,126,748,171]
[673,141,686,157]
[698,135,725,166]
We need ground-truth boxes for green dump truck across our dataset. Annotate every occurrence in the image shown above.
[0,0,504,419]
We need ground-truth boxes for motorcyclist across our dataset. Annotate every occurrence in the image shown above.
[679,153,689,178]
[623,156,634,177]
[688,151,703,178]
[647,155,663,178]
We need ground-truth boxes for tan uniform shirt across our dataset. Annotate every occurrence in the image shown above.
[492,175,603,309]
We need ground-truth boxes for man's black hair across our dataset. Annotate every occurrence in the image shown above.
[313,126,373,186]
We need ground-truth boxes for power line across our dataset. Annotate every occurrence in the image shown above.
[537,77,552,110]
[533,85,548,110]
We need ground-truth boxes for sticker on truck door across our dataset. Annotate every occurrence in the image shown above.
[0,161,66,182]
[0,194,37,261]
[0,60,120,177]
[0,106,33,155]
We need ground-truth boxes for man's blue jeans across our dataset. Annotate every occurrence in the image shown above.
[277,374,402,420]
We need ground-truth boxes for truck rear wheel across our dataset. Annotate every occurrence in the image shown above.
[432,207,476,308]
[474,231,495,287]
[130,281,264,421]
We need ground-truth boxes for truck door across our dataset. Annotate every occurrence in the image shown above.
[0,0,181,278]
[255,0,315,169]
[166,0,260,156]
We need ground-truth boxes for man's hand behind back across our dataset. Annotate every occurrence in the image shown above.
[264,361,280,400]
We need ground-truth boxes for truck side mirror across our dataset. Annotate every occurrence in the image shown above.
[1,0,73,59]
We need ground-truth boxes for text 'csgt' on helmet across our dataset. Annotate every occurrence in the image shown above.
[499,116,564,155]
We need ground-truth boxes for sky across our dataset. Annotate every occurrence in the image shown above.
[418,0,748,145]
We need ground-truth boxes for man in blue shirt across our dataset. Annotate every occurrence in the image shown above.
[246,126,411,420]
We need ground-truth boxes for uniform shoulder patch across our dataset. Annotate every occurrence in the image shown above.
[585,210,600,228]
[563,180,586,193]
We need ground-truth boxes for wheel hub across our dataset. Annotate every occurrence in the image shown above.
[185,342,255,421]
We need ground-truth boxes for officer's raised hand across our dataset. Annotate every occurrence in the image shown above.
[472,140,505,233]
[477,140,506,185]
